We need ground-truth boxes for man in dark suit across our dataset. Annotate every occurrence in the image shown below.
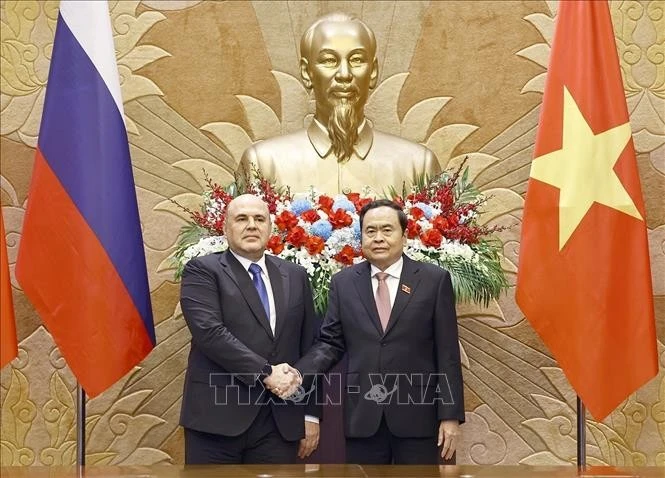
[293,199,464,464]
[179,194,320,464]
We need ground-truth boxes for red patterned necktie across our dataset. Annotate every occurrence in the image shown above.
[375,272,391,331]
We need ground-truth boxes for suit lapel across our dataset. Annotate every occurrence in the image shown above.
[265,256,288,342]
[353,261,384,336]
[384,255,420,336]
[220,251,274,339]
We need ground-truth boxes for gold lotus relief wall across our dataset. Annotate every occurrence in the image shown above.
[1,1,167,146]
[1,0,664,467]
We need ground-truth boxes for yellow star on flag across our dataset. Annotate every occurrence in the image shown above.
[529,86,643,250]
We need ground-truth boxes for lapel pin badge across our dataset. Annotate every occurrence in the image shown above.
[401,284,411,294]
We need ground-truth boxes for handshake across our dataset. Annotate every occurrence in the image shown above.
[263,363,302,399]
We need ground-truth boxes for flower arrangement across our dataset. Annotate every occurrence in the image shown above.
[172,161,507,314]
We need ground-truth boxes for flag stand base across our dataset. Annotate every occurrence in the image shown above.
[77,384,86,469]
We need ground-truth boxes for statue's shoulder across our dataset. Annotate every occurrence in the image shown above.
[245,129,310,156]
[371,129,432,156]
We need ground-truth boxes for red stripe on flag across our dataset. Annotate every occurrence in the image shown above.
[16,151,153,396]
[1,213,18,368]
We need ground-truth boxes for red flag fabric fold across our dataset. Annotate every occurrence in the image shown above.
[516,0,658,421]
[1,214,18,368]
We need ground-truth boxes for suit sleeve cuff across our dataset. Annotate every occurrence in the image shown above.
[304,415,319,424]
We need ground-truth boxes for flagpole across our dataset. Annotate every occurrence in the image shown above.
[576,396,586,468]
[76,383,86,467]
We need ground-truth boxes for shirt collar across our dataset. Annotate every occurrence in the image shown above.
[370,256,404,280]
[307,117,374,160]
[230,249,268,274]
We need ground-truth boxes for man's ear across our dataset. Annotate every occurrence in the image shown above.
[369,57,379,90]
[300,58,312,89]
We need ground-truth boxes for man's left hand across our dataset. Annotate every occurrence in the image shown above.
[438,420,460,460]
[298,421,320,459]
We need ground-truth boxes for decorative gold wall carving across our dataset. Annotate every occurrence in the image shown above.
[1,0,663,466]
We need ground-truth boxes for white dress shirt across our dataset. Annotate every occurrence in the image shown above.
[370,256,404,310]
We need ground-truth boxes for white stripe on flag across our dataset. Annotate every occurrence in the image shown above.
[59,0,124,116]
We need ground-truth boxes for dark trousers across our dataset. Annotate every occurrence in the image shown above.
[345,415,439,465]
[184,406,299,464]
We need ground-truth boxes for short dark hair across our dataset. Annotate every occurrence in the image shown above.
[359,199,407,233]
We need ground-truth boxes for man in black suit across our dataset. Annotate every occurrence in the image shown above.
[179,194,320,464]
[293,199,464,464]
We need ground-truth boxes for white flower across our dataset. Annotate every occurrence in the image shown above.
[440,241,476,261]
[325,228,360,254]
[182,236,228,265]
[417,219,433,231]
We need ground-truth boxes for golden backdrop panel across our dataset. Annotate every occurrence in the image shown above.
[1,0,663,467]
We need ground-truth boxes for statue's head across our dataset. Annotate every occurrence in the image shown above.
[300,13,379,161]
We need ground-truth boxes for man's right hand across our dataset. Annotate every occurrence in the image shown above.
[263,363,301,398]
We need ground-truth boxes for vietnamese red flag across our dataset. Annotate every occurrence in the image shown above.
[516,0,658,421]
[1,214,18,368]
[15,1,155,397]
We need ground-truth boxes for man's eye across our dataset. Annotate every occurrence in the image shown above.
[320,57,337,66]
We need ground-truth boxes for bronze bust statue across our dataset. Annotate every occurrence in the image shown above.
[240,13,440,194]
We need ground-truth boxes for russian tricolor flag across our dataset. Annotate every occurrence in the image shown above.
[16,1,155,397]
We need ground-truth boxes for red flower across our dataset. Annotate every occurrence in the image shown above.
[446,213,460,228]
[432,215,449,233]
[305,236,325,255]
[355,197,372,212]
[407,191,429,203]
[267,235,284,254]
[420,229,443,248]
[406,219,422,239]
[286,226,308,247]
[410,207,425,220]
[435,188,454,211]
[300,209,320,223]
[451,226,481,244]
[334,245,357,266]
[328,208,353,229]
[212,217,225,235]
[275,210,299,231]
[210,187,233,204]
[318,195,334,215]
[345,192,360,203]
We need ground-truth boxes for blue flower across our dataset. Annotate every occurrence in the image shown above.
[352,220,361,242]
[290,199,314,216]
[310,219,333,240]
[413,202,434,219]
[332,196,356,213]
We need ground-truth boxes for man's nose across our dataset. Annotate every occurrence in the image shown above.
[247,218,258,229]
[335,60,352,81]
